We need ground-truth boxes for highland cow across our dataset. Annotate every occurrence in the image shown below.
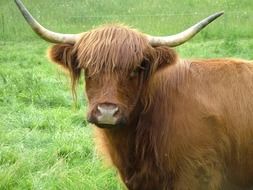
[15,0,253,189]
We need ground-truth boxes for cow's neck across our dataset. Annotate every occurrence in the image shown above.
[100,103,141,176]
[97,100,164,187]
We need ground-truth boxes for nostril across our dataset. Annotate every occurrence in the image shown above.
[87,112,97,124]
[113,107,119,116]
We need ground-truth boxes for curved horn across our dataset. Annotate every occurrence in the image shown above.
[147,12,224,47]
[15,0,82,44]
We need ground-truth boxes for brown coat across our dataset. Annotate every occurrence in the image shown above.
[49,25,253,190]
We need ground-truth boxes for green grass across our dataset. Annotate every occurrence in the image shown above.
[0,0,253,189]
[0,41,122,189]
[1,0,253,41]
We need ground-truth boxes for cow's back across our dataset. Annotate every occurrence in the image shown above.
[190,59,253,188]
[147,58,253,189]
[181,59,252,188]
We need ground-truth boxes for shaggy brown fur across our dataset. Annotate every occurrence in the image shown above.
[76,25,147,76]
[48,24,253,190]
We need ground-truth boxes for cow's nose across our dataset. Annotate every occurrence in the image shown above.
[96,103,119,125]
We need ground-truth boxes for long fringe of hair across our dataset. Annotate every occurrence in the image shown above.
[74,24,150,77]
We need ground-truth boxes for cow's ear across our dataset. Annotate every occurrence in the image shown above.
[143,46,177,78]
[48,44,81,92]
[152,46,177,71]
[48,43,78,70]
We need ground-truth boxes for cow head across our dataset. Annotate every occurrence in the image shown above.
[15,0,223,128]
[49,25,178,128]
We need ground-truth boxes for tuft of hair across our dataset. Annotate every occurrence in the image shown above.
[74,24,150,77]
[48,44,81,101]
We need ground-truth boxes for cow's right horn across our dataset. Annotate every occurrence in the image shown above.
[15,0,82,44]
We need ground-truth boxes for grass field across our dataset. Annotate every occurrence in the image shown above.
[0,0,253,189]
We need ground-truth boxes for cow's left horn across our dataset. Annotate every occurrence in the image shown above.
[147,12,224,47]
[15,0,82,44]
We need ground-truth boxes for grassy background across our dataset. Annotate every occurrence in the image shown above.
[1,0,253,41]
[0,0,253,189]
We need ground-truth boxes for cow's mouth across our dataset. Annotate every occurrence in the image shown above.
[88,115,127,129]
[95,123,125,129]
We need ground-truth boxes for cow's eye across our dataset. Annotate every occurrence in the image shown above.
[129,65,146,79]
[84,69,91,79]
[85,75,91,80]
[130,69,139,79]
[85,73,89,79]
[85,70,92,80]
